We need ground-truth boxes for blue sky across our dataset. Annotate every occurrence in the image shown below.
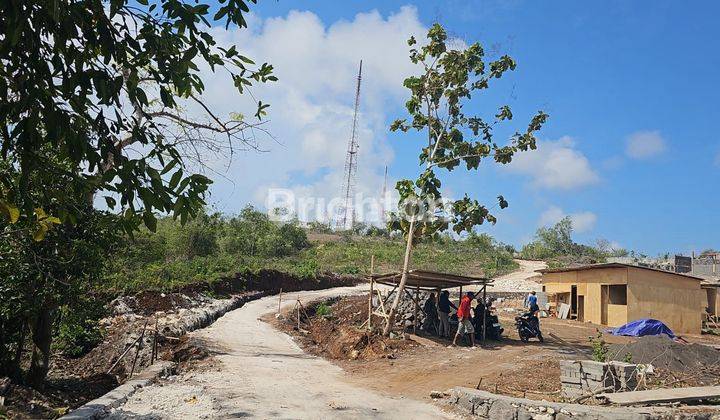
[197,1,719,256]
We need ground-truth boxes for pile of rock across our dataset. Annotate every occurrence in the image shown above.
[375,290,432,330]
[560,360,638,398]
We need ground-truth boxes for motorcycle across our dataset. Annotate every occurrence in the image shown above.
[515,315,543,343]
[474,310,503,340]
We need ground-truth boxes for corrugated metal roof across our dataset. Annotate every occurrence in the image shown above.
[537,262,705,281]
[370,269,492,291]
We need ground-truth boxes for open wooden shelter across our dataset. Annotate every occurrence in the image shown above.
[366,269,494,343]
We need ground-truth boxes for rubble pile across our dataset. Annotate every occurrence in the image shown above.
[379,290,433,330]
[76,292,263,380]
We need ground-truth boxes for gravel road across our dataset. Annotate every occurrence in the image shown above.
[489,259,547,292]
[108,285,452,419]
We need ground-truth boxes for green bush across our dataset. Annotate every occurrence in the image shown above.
[315,302,332,317]
[590,331,608,362]
[296,258,319,279]
[53,301,105,358]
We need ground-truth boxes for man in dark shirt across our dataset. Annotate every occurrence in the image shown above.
[422,293,439,335]
[437,290,457,338]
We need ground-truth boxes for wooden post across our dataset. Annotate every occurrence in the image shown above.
[151,317,159,364]
[435,287,441,335]
[129,319,149,379]
[368,279,374,331]
[296,300,301,330]
[482,284,487,346]
[368,256,375,331]
[278,288,283,314]
[413,286,420,334]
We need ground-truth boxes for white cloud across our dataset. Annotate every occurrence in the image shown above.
[539,205,597,233]
[505,136,599,190]
[625,130,666,159]
[176,7,427,220]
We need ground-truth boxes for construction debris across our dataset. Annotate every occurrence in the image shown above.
[598,385,720,406]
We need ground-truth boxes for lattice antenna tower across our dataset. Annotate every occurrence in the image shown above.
[335,60,362,230]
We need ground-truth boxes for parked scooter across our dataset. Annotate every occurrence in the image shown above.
[474,307,504,340]
[515,315,543,342]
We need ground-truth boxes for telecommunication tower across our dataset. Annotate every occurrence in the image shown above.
[334,60,363,230]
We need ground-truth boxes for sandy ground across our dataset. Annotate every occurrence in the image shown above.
[107,285,453,419]
[340,312,631,401]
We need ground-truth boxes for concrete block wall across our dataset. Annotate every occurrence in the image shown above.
[560,360,638,398]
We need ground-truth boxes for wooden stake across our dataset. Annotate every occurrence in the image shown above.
[129,319,149,379]
[482,284,487,346]
[368,279,374,331]
[107,333,144,375]
[278,288,283,314]
[151,317,159,364]
[368,255,375,331]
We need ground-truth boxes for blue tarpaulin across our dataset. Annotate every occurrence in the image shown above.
[610,319,675,338]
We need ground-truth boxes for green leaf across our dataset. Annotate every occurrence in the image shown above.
[33,223,49,242]
[0,202,20,224]
[105,196,117,209]
[169,170,183,190]
[143,212,157,232]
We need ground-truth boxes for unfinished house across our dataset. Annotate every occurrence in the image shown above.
[702,281,720,319]
[538,263,704,334]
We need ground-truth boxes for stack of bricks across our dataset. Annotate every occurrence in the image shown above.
[560,360,638,398]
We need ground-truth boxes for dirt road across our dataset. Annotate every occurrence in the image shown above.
[108,285,451,419]
[488,259,547,292]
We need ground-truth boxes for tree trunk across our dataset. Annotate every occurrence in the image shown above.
[27,305,54,389]
[383,219,415,336]
[11,319,27,380]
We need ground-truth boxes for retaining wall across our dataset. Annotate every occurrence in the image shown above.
[444,387,719,420]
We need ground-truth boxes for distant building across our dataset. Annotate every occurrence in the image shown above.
[538,263,704,334]
[675,255,692,273]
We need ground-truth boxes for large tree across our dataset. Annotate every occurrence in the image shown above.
[383,24,548,335]
[0,0,275,236]
[0,0,274,386]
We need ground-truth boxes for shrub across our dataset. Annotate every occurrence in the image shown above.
[315,303,332,317]
[297,258,319,279]
[53,300,105,358]
[590,331,608,362]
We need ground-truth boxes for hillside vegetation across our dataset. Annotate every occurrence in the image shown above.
[105,206,518,293]
[519,216,628,268]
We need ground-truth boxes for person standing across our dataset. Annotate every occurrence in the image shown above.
[452,291,476,347]
[437,290,456,338]
[525,290,538,308]
[422,293,439,335]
